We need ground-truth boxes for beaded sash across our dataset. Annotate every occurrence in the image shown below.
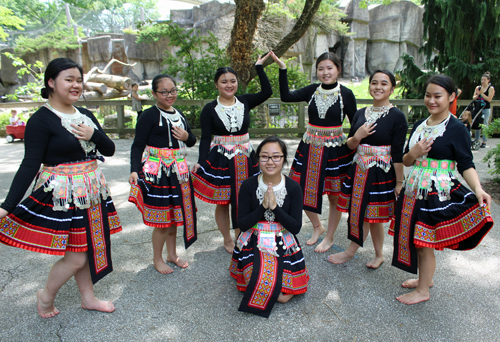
[142,145,190,184]
[236,221,300,257]
[210,133,253,159]
[353,144,392,173]
[404,158,457,201]
[34,160,110,211]
[302,124,346,147]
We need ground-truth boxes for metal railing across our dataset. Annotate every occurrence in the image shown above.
[1,98,498,137]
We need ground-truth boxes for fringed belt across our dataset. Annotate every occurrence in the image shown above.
[404,158,457,201]
[353,144,392,172]
[211,133,253,159]
[302,123,346,147]
[236,221,300,257]
[142,145,190,184]
[34,160,110,211]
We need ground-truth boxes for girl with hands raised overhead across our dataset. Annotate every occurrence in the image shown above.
[191,53,273,254]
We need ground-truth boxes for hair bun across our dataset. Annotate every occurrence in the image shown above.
[40,88,49,99]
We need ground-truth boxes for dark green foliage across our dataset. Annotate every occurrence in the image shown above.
[14,27,84,54]
[420,0,500,98]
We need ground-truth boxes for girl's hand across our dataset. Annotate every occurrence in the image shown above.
[474,187,492,209]
[0,208,8,219]
[270,51,286,69]
[129,172,138,185]
[395,182,403,198]
[171,126,188,142]
[71,123,94,141]
[191,163,201,173]
[410,137,433,158]
[256,52,271,66]
[266,183,277,210]
[354,122,377,141]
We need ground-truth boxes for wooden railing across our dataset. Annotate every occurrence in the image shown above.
[1,98,498,137]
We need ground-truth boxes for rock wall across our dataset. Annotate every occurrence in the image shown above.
[0,0,425,96]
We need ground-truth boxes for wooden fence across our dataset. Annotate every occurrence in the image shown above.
[1,98,498,137]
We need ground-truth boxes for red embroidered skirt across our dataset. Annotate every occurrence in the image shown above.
[390,180,494,274]
[128,147,197,249]
[192,134,259,228]
[289,140,355,214]
[0,160,122,284]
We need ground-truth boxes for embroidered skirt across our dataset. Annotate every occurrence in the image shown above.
[229,221,309,318]
[129,146,197,249]
[0,160,122,284]
[389,160,493,274]
[290,124,355,214]
[192,133,260,228]
[337,145,395,246]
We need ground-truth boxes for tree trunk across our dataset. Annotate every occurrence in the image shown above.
[81,89,131,100]
[87,74,132,91]
[229,0,323,90]
[85,82,108,94]
[228,0,266,90]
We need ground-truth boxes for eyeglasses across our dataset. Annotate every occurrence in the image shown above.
[155,89,177,97]
[258,155,284,162]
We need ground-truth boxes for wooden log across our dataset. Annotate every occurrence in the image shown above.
[81,89,131,100]
[85,82,107,94]
[87,74,132,91]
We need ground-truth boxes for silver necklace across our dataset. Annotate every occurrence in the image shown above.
[215,96,245,133]
[309,84,343,120]
[365,105,392,123]
[157,106,186,148]
[45,102,98,154]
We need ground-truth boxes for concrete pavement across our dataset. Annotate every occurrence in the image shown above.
[0,137,498,341]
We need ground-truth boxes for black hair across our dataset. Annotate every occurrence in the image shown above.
[41,58,83,99]
[152,74,176,92]
[131,83,138,88]
[482,71,491,81]
[424,74,456,97]
[315,52,341,72]
[214,67,238,83]
[369,70,396,88]
[255,136,288,165]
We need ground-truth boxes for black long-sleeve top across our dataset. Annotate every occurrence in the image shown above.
[348,107,408,163]
[237,176,303,235]
[198,65,272,162]
[405,116,474,175]
[130,106,196,173]
[1,106,115,212]
[279,69,357,126]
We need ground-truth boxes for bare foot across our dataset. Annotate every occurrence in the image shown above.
[166,256,189,268]
[396,290,430,305]
[366,256,385,269]
[401,279,434,288]
[37,289,59,318]
[277,293,294,303]
[315,237,334,253]
[153,259,174,274]
[327,251,354,264]
[223,240,235,254]
[307,225,326,245]
[81,298,115,312]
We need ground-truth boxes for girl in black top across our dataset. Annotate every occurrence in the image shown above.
[129,74,197,274]
[230,136,308,318]
[0,58,121,317]
[270,51,357,253]
[191,53,273,253]
[329,70,407,268]
[390,75,493,305]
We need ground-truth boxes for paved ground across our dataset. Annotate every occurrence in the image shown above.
[0,137,498,342]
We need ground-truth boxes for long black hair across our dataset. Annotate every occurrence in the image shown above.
[214,67,238,83]
[152,74,176,92]
[315,52,342,72]
[424,74,456,96]
[369,70,396,88]
[255,136,288,165]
